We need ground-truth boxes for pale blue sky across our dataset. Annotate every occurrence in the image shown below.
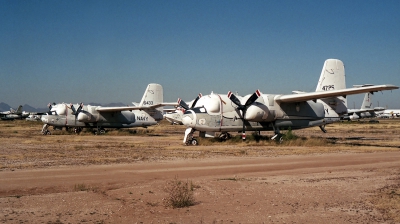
[1,0,399,109]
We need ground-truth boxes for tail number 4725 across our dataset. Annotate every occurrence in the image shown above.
[322,85,335,91]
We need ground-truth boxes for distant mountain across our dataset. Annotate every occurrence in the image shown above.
[22,104,38,112]
[0,102,12,112]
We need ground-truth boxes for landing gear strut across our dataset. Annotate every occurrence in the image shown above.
[41,124,51,135]
[183,128,198,146]
[271,123,283,143]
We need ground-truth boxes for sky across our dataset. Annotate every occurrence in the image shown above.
[1,0,399,109]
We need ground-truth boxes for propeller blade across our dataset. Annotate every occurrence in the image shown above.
[177,98,189,110]
[191,93,203,109]
[70,103,76,114]
[77,103,83,113]
[244,90,261,107]
[227,91,244,109]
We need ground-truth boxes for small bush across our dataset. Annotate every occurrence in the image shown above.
[164,177,196,208]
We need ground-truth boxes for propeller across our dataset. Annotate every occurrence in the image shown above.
[178,93,203,110]
[227,90,261,140]
[70,102,83,119]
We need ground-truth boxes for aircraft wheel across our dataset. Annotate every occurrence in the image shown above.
[219,133,231,140]
[43,130,51,135]
[191,138,198,146]
[99,129,106,134]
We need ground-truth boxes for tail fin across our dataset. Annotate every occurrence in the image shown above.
[316,59,348,116]
[139,83,164,120]
[316,59,346,92]
[139,83,163,107]
[11,105,23,114]
[16,105,23,114]
[360,92,372,110]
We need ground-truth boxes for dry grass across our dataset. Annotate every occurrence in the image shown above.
[163,176,197,208]
[1,118,400,170]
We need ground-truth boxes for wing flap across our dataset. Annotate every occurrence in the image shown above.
[275,85,398,103]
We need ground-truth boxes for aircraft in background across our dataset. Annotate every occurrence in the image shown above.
[376,109,400,118]
[0,105,30,120]
[178,59,398,145]
[163,94,203,125]
[41,83,177,135]
[343,88,385,120]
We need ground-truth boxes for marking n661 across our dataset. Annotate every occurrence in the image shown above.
[322,85,335,91]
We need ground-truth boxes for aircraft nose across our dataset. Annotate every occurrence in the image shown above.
[182,110,196,127]
[41,115,49,123]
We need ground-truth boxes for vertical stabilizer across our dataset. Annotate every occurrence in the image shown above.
[139,83,164,120]
[316,59,347,117]
[139,83,163,107]
[360,92,372,110]
[16,105,23,114]
[316,59,346,92]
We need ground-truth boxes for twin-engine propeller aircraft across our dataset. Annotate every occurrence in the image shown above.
[178,59,398,145]
[41,83,177,135]
[164,94,203,125]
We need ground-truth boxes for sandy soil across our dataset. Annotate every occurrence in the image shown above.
[1,120,400,223]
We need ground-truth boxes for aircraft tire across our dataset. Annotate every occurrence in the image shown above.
[99,129,106,134]
[191,138,198,146]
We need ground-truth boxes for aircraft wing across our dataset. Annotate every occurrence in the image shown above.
[275,84,398,103]
[95,102,178,112]
[347,109,375,114]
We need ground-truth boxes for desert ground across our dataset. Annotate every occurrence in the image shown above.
[1,119,400,224]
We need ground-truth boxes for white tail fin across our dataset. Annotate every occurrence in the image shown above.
[11,105,23,114]
[139,83,163,107]
[360,92,372,110]
[316,59,346,92]
[316,59,347,116]
[16,105,23,114]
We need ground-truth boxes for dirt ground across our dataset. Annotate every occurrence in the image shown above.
[1,119,400,223]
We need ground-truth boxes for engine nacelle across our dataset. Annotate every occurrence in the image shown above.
[77,111,96,122]
[350,113,359,120]
[55,105,67,115]
[245,103,274,122]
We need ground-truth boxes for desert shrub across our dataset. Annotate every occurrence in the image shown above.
[164,177,196,208]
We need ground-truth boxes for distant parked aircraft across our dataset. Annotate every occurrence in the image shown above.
[343,90,384,120]
[41,83,177,135]
[0,105,30,120]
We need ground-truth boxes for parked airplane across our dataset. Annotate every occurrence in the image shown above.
[376,109,400,118]
[164,94,203,125]
[41,83,177,135]
[0,105,30,120]
[178,59,398,145]
[343,89,384,120]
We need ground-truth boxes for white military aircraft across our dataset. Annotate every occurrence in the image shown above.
[179,59,398,145]
[0,105,30,120]
[343,88,384,120]
[41,83,177,135]
[163,94,203,125]
[376,109,400,118]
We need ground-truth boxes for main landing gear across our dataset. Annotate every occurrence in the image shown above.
[183,128,198,146]
[93,127,106,135]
